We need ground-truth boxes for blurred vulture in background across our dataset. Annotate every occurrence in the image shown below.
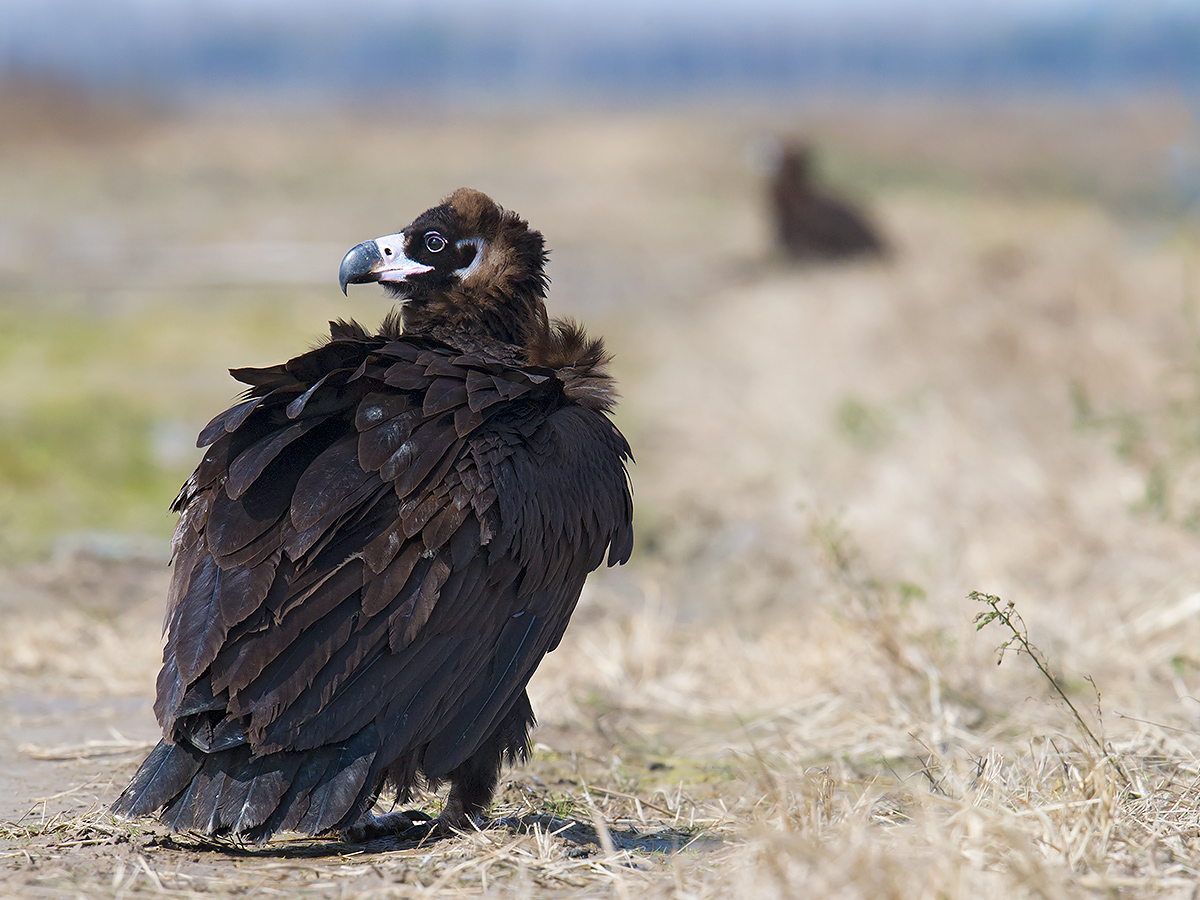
[768,140,888,261]
[112,188,634,843]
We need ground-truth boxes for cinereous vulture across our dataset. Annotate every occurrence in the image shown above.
[112,188,634,842]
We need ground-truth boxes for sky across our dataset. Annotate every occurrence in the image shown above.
[0,0,1181,30]
[2,0,1197,97]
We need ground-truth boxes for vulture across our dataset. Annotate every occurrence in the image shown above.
[112,188,634,843]
[769,141,887,261]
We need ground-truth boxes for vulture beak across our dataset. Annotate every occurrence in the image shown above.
[338,233,434,295]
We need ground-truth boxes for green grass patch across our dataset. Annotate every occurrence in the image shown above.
[834,395,894,451]
[0,286,385,559]
[0,395,187,559]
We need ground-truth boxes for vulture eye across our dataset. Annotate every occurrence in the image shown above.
[425,232,447,253]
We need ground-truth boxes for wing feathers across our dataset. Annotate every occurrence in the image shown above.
[394,556,449,650]
[197,397,263,448]
[362,518,405,575]
[388,420,460,497]
[170,555,223,684]
[423,377,468,416]
[226,418,325,501]
[362,543,422,616]
[358,408,422,472]
[133,326,633,841]
[211,560,362,700]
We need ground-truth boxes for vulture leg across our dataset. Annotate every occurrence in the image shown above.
[440,688,537,829]
[343,690,535,843]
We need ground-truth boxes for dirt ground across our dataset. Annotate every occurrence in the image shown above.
[4,94,1200,897]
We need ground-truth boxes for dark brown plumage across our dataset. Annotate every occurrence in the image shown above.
[112,188,634,842]
[769,141,887,261]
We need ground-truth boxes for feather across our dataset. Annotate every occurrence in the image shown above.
[362,543,422,616]
[494,374,533,399]
[423,377,468,416]
[170,554,224,684]
[421,496,471,551]
[447,514,482,567]
[287,494,387,570]
[230,363,290,387]
[328,318,370,341]
[212,562,362,699]
[289,436,375,533]
[362,518,405,575]
[197,397,264,448]
[226,417,326,500]
[285,340,370,382]
[454,404,485,437]
[232,754,297,837]
[280,635,464,754]
[178,711,248,753]
[205,488,285,560]
[382,363,430,391]
[193,436,233,492]
[273,555,364,627]
[257,620,395,750]
[111,739,204,818]
[358,408,422,472]
[172,677,224,719]
[379,340,421,362]
[422,358,468,379]
[160,746,231,833]
[400,491,448,540]
[422,611,541,775]
[246,605,360,747]
[217,550,280,627]
[210,523,283,570]
[354,391,414,432]
[265,726,377,837]
[388,421,460,499]
[393,556,449,650]
[293,728,377,834]
[285,372,331,419]
[283,473,380,560]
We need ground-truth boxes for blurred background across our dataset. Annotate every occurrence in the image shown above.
[2,0,1199,561]
[5,0,1200,98]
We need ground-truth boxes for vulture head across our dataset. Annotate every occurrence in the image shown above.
[339,188,549,346]
[774,142,813,193]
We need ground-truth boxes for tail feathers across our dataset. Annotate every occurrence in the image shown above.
[111,739,203,819]
[266,724,379,838]
[159,744,278,836]
[295,731,378,834]
[113,727,379,842]
[231,754,296,837]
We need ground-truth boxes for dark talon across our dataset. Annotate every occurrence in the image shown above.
[342,809,441,843]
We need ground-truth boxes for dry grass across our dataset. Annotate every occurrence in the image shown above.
[4,92,1200,897]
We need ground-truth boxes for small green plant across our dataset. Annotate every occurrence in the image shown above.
[834,396,893,451]
[972,591,1130,788]
[1069,381,1145,461]
[540,794,580,819]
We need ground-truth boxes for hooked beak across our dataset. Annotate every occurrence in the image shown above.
[338,232,434,295]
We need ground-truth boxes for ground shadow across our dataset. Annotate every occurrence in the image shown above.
[145,812,721,859]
